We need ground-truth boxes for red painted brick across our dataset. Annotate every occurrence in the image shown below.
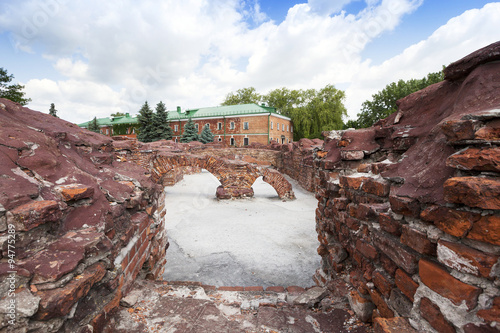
[389,195,420,217]
[444,177,500,210]
[369,288,394,318]
[401,225,436,255]
[419,259,481,310]
[421,205,480,238]
[477,296,500,323]
[372,271,394,298]
[378,213,402,236]
[438,240,499,278]
[357,239,378,260]
[395,269,418,302]
[420,297,456,333]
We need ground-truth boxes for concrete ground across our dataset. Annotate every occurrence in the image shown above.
[162,170,321,288]
[105,279,372,333]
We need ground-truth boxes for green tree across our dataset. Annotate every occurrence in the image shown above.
[152,101,173,141]
[48,103,58,117]
[222,87,262,106]
[137,101,155,142]
[262,84,346,140]
[88,117,100,133]
[355,71,444,128]
[0,67,31,105]
[180,118,199,143]
[111,112,126,117]
[199,124,214,144]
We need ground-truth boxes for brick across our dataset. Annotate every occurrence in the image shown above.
[379,254,398,276]
[420,205,479,238]
[395,269,418,302]
[8,200,61,231]
[467,215,500,246]
[388,289,412,317]
[372,271,394,297]
[447,147,500,172]
[340,176,364,190]
[362,178,390,197]
[346,217,360,231]
[373,231,419,274]
[444,177,500,210]
[420,297,456,333]
[218,286,245,291]
[356,239,378,260]
[378,213,401,236]
[244,286,264,292]
[374,317,418,333]
[333,197,349,210]
[369,288,394,318]
[348,290,375,323]
[401,225,436,255]
[266,286,285,293]
[357,203,389,221]
[437,240,499,278]
[475,120,500,140]
[389,195,420,217]
[477,296,500,323]
[419,259,481,310]
[56,184,94,201]
[463,323,500,333]
[440,119,477,142]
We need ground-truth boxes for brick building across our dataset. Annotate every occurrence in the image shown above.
[78,103,294,146]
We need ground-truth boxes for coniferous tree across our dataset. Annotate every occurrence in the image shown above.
[152,101,173,141]
[137,101,155,142]
[199,124,214,144]
[49,103,58,117]
[180,118,199,143]
[88,117,100,133]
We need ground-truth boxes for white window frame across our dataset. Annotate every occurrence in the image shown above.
[230,137,235,145]
[243,122,249,130]
[174,125,178,132]
[282,124,285,131]
[277,122,279,131]
[205,123,210,129]
[217,122,222,130]
[230,121,235,130]
[271,121,273,129]
[244,137,249,146]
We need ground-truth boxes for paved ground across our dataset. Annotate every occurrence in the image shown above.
[104,279,372,333]
[163,171,320,288]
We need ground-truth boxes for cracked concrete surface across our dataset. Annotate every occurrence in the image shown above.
[163,170,320,288]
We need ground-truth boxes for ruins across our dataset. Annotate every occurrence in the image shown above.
[0,41,499,332]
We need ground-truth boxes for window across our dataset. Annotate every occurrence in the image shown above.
[287,125,289,132]
[269,137,272,143]
[291,126,293,133]
[230,122,235,129]
[174,125,178,132]
[195,123,199,131]
[218,137,222,142]
[244,137,249,146]
[282,124,285,131]
[175,138,178,142]
[243,122,249,130]
[271,121,273,129]
[277,122,279,131]
[230,138,235,145]
[205,123,210,129]
[217,122,222,130]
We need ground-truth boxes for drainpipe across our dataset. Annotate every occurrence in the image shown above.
[267,113,271,144]
[223,116,226,143]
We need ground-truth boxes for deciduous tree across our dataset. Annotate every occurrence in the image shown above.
[0,68,31,105]
[222,87,262,106]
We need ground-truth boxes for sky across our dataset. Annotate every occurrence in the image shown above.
[0,0,499,125]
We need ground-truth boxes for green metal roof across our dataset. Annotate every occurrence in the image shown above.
[78,104,289,128]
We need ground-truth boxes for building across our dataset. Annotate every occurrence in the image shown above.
[78,113,138,138]
[78,103,294,146]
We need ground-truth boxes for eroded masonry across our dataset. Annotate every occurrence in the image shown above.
[0,42,499,332]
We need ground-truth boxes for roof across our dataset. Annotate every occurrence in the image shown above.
[77,104,290,127]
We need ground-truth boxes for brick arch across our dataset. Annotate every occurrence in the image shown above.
[129,151,295,200]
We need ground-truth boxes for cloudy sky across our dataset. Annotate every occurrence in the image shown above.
[1,0,499,124]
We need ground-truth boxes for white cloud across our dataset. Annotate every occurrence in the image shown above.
[1,0,499,126]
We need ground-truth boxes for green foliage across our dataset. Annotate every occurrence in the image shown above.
[262,85,346,140]
[49,103,58,117]
[221,87,262,106]
[180,118,199,143]
[111,112,126,117]
[355,71,444,128]
[0,67,31,105]
[137,101,155,142]
[199,124,214,144]
[88,117,100,133]
[151,101,173,141]
[112,123,138,135]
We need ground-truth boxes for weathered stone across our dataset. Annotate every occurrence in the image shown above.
[35,262,106,320]
[0,288,40,318]
[292,286,328,307]
[444,177,500,210]
[378,213,401,236]
[340,150,365,160]
[389,195,420,217]
[467,215,500,246]
[388,289,412,317]
[357,239,378,260]
[420,297,456,333]
[401,225,436,256]
[441,120,478,142]
[369,288,394,318]
[447,147,500,172]
[373,317,418,333]
[56,184,94,202]
[7,200,61,231]
[421,205,480,238]
[419,259,481,310]
[475,121,500,141]
[463,323,500,333]
[437,240,499,278]
[372,271,393,298]
[444,40,500,80]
